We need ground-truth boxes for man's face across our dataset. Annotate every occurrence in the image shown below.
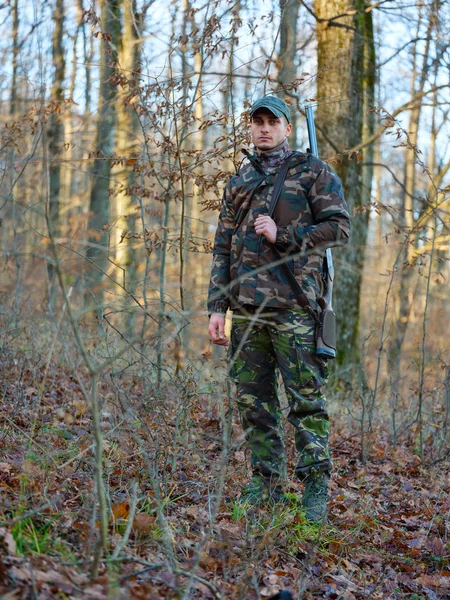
[250,109,292,150]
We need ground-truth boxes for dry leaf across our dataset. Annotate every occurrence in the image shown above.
[111,502,130,521]
[427,536,445,556]
[406,537,424,549]
[328,541,343,555]
[0,528,16,555]
[132,513,154,534]
[10,566,72,586]
[415,574,450,589]
[22,460,43,478]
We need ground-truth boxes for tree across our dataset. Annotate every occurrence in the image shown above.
[387,4,440,392]
[313,0,376,370]
[112,0,142,331]
[10,0,20,118]
[47,0,65,310]
[86,0,121,310]
[278,0,300,148]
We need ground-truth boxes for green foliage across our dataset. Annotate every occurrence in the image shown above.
[11,514,72,558]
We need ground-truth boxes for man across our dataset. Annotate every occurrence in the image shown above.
[207,96,350,522]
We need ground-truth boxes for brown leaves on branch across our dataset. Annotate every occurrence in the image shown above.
[327,150,362,165]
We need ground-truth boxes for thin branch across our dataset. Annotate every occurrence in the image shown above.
[299,0,356,30]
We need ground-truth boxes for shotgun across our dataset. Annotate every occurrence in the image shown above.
[306,105,337,359]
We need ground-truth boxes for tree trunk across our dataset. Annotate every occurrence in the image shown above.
[171,0,206,355]
[278,0,300,148]
[113,0,141,333]
[314,0,375,371]
[373,136,382,255]
[64,2,83,203]
[222,0,240,173]
[8,0,22,318]
[190,48,206,325]
[80,0,94,201]
[47,0,65,311]
[86,0,121,311]
[10,0,20,117]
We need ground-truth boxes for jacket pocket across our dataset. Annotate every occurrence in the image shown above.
[294,263,323,303]
[293,315,328,391]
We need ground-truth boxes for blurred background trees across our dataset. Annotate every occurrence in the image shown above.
[0,0,449,458]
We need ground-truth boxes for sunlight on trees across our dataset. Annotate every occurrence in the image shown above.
[0,0,449,597]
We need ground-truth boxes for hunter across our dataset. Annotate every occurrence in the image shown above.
[207,96,350,522]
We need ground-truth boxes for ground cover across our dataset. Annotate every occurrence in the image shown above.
[0,343,449,599]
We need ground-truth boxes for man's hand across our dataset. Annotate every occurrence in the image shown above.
[208,313,229,346]
[255,214,277,244]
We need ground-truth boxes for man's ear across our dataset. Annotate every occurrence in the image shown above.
[286,123,293,136]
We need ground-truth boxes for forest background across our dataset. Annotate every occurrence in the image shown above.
[0,0,449,598]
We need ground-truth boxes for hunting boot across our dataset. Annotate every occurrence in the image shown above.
[265,478,287,505]
[239,474,286,506]
[302,471,329,523]
[238,474,265,506]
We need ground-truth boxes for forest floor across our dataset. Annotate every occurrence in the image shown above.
[1,342,449,600]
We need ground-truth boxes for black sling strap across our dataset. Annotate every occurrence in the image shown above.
[267,155,319,322]
[266,155,293,217]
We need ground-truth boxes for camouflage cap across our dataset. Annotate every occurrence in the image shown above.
[250,96,291,124]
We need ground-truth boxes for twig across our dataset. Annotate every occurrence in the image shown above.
[0,414,58,465]
[0,496,62,527]
[113,556,222,600]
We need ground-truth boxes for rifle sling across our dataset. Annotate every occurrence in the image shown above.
[268,155,319,323]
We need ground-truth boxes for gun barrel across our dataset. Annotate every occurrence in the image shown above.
[306,106,319,158]
[326,248,334,281]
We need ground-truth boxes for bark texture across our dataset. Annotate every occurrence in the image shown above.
[113,0,141,331]
[86,0,121,307]
[314,0,375,369]
[114,0,140,271]
[10,0,20,117]
[278,0,300,148]
[47,0,65,307]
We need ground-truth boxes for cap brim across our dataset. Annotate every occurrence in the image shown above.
[250,105,284,119]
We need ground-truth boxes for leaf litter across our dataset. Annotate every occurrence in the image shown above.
[0,354,449,599]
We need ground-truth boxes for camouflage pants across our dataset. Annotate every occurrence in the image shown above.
[229,306,331,482]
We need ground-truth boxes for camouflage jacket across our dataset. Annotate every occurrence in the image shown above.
[207,148,350,315]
